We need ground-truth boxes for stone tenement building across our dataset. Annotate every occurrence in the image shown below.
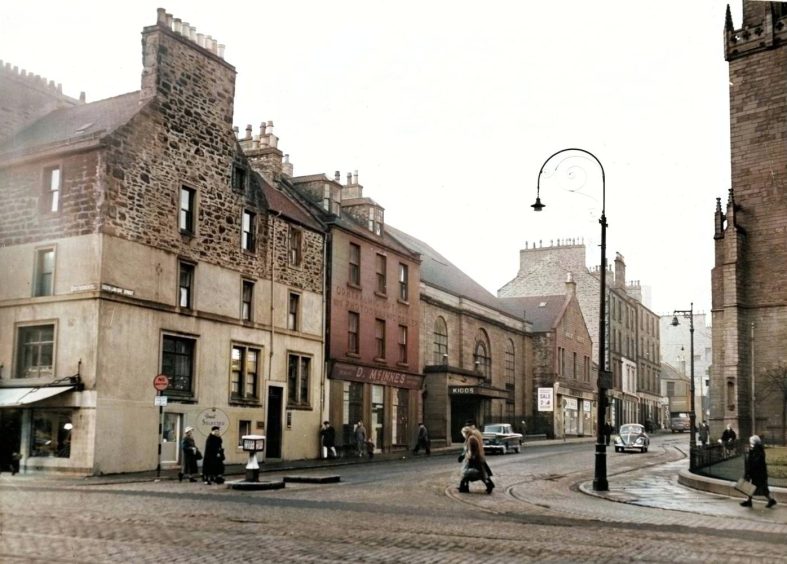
[499,241,662,430]
[0,9,326,474]
[712,1,787,442]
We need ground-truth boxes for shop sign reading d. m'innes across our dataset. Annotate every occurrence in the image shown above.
[331,362,422,390]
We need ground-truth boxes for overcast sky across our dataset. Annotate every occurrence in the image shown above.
[1,1,742,317]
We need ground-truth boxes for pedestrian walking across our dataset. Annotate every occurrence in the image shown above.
[320,421,337,459]
[354,421,367,457]
[740,435,777,508]
[721,424,737,456]
[366,437,375,459]
[698,422,710,448]
[457,429,494,494]
[202,426,225,485]
[603,422,613,446]
[179,427,199,482]
[412,422,431,455]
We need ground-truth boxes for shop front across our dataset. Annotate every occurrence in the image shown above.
[327,361,423,455]
[0,379,87,473]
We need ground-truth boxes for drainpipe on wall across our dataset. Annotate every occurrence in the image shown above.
[269,211,282,384]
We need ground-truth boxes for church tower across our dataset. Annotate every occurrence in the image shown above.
[711,1,787,440]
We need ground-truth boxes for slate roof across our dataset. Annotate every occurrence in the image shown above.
[498,295,568,332]
[0,91,143,154]
[289,177,415,257]
[385,225,525,319]
[262,180,323,232]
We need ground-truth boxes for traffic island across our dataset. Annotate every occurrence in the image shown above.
[283,474,341,484]
[229,478,285,491]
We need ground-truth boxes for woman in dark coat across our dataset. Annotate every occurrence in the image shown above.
[202,426,225,485]
[179,427,199,482]
[741,435,777,508]
[457,431,494,494]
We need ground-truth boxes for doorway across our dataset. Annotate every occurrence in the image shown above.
[450,396,478,443]
[0,409,22,471]
[266,387,283,459]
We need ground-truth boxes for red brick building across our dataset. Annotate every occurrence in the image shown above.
[501,277,594,438]
[291,173,423,454]
[712,1,787,442]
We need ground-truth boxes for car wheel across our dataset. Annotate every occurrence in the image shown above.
[642,447,648,453]
[515,445,521,454]
[615,447,621,453]
[500,445,507,455]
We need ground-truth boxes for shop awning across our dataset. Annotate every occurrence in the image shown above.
[0,385,75,407]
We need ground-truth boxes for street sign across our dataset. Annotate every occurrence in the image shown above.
[153,374,169,391]
[597,371,613,389]
[154,395,168,406]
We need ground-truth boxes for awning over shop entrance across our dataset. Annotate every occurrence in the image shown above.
[0,385,75,407]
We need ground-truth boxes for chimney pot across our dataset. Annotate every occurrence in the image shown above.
[353,170,358,184]
[218,44,225,58]
[79,91,86,103]
[265,121,274,135]
[197,33,206,48]
[173,18,182,34]
[334,171,341,181]
[347,173,352,185]
[233,126,240,138]
[157,8,167,25]
[245,124,252,140]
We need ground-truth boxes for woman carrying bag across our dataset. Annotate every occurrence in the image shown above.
[740,435,777,508]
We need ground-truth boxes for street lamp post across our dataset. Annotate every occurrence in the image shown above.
[532,147,609,492]
[671,303,696,466]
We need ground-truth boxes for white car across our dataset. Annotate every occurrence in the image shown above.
[482,424,523,454]
[613,423,650,453]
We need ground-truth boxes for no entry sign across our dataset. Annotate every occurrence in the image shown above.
[153,374,169,392]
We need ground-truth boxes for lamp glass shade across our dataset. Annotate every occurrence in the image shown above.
[531,197,545,212]
[671,316,679,327]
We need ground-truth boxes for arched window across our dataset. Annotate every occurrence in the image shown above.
[433,317,448,365]
[504,339,515,389]
[504,339,515,419]
[473,330,491,379]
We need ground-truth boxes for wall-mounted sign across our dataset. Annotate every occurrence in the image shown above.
[564,397,578,410]
[154,395,168,407]
[331,361,422,390]
[538,388,554,412]
[195,408,230,436]
[153,374,169,391]
[449,387,476,395]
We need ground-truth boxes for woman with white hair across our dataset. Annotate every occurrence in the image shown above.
[740,435,777,508]
[179,426,199,483]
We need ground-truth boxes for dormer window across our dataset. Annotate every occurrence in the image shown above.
[368,206,383,235]
[322,183,341,215]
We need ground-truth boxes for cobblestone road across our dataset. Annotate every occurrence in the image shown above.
[1,437,785,563]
